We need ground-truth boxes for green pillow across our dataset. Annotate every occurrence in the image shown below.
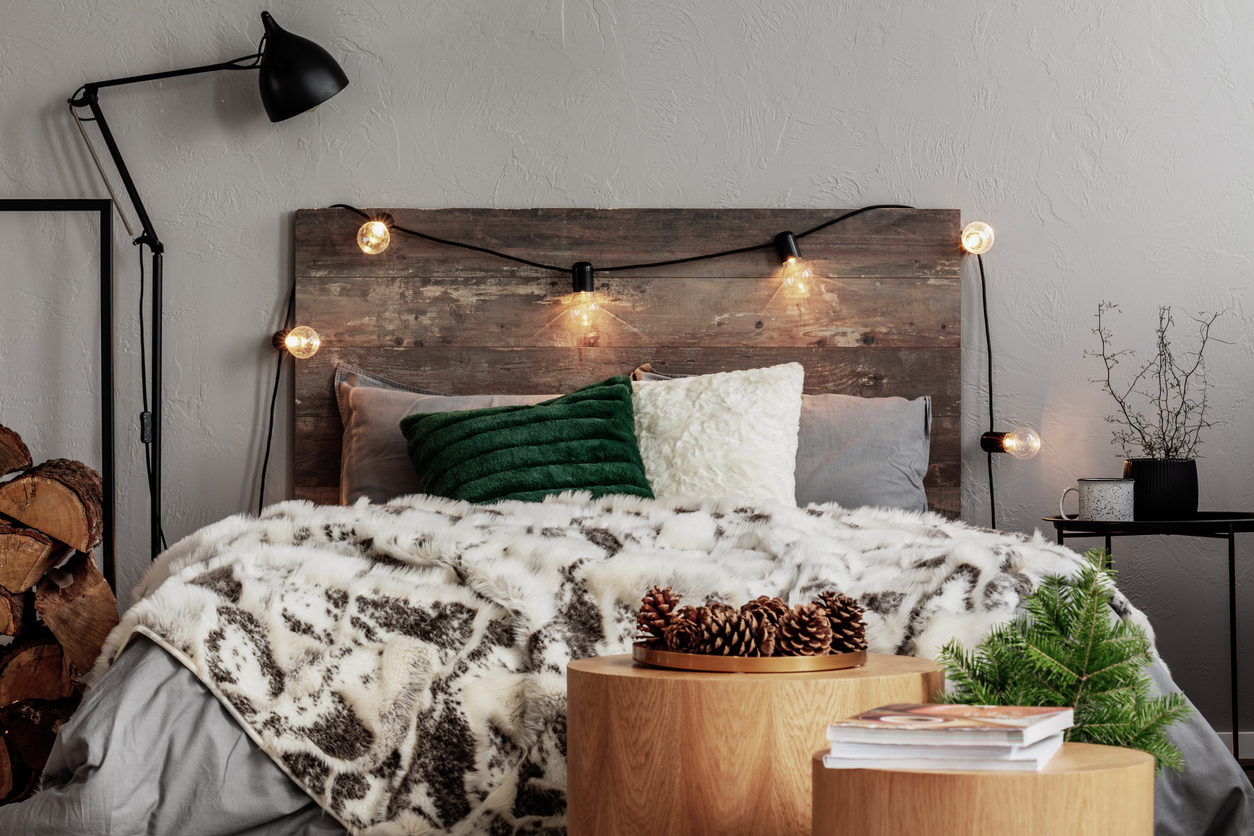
[399,376,655,504]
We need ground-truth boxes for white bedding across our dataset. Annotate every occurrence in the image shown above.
[0,492,1244,834]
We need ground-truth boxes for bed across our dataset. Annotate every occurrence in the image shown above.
[0,208,1247,835]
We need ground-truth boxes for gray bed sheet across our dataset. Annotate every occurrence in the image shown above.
[0,636,347,836]
[0,636,1247,834]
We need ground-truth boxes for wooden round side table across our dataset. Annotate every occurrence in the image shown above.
[811,743,1154,836]
[567,653,943,836]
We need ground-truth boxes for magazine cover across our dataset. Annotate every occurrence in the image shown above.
[832,704,1071,731]
[826,704,1074,747]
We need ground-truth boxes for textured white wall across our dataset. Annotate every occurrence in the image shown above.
[1,1,1251,732]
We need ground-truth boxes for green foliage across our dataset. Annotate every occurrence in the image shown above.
[938,549,1192,774]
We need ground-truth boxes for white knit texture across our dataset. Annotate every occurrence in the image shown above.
[632,363,804,504]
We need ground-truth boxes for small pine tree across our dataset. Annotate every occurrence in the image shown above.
[938,549,1192,774]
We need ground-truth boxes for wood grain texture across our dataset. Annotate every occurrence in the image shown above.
[0,459,103,553]
[34,551,119,673]
[811,743,1154,836]
[567,653,943,836]
[296,208,962,279]
[0,523,69,594]
[294,208,962,516]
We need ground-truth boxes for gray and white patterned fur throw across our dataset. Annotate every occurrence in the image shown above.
[93,492,1148,835]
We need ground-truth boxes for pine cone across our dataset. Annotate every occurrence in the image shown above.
[663,616,703,653]
[636,586,683,645]
[776,603,833,656]
[746,610,777,657]
[815,590,868,653]
[700,608,758,656]
[740,595,789,624]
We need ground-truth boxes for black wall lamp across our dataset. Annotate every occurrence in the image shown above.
[68,11,349,559]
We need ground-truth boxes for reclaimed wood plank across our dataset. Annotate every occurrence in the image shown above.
[295,208,961,280]
[295,345,960,417]
[296,276,959,350]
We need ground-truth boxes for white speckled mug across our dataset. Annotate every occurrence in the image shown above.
[1060,478,1136,521]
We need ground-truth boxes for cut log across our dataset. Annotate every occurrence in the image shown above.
[0,427,31,477]
[0,523,72,593]
[34,552,118,673]
[0,699,79,772]
[0,459,103,553]
[0,640,75,708]
[0,733,11,802]
[0,588,23,637]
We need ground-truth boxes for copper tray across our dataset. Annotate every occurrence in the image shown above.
[632,643,867,673]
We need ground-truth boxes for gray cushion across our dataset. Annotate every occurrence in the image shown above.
[631,365,930,512]
[335,364,553,505]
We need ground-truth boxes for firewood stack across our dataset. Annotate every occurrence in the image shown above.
[0,424,119,802]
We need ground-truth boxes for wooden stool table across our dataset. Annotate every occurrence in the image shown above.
[567,653,942,836]
[811,743,1155,836]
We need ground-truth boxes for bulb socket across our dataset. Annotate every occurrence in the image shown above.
[774,231,801,264]
[272,330,290,352]
[980,432,1008,453]
[572,262,594,293]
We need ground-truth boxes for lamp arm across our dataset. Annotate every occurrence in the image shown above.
[67,52,263,251]
[72,53,264,97]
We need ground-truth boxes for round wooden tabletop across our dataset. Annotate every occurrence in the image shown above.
[569,650,940,681]
[567,653,944,836]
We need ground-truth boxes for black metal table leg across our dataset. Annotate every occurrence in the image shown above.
[1230,524,1239,761]
[1106,535,1113,571]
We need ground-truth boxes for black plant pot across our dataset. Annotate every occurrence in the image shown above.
[1122,459,1199,520]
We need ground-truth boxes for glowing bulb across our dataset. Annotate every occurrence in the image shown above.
[357,221,390,255]
[1002,426,1041,460]
[284,325,321,359]
[568,292,598,327]
[961,221,994,255]
[781,256,813,296]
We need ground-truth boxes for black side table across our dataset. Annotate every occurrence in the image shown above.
[1044,513,1254,766]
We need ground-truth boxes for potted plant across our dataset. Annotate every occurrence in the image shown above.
[1089,302,1225,520]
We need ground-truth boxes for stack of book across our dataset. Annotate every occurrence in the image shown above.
[824,704,1074,772]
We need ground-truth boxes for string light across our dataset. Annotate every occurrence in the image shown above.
[273,325,321,359]
[774,231,813,296]
[568,293,599,327]
[568,261,598,327]
[981,427,1042,460]
[357,220,391,254]
[961,221,994,255]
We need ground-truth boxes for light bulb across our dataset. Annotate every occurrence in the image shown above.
[781,256,813,296]
[961,221,994,255]
[284,325,321,359]
[357,220,390,255]
[1002,426,1041,460]
[568,292,598,327]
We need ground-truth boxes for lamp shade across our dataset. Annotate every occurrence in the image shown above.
[258,11,349,123]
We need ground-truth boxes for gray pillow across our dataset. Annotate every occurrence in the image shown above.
[631,365,931,512]
[335,364,554,505]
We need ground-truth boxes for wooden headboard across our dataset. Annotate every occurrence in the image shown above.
[293,208,961,516]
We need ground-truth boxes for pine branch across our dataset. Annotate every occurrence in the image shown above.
[940,549,1192,773]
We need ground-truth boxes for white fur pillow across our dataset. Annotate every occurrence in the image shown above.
[632,363,804,504]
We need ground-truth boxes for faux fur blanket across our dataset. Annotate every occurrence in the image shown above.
[95,493,1147,835]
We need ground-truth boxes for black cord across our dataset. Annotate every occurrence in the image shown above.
[977,252,996,529]
[258,287,295,515]
[328,203,917,276]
